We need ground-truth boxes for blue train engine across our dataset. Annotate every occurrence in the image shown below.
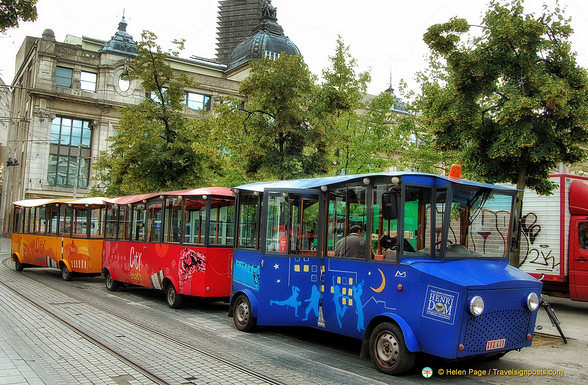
[229,172,542,374]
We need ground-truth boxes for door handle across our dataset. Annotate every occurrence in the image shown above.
[260,259,264,268]
[575,257,587,262]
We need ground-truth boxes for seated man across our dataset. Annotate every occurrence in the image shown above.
[335,225,368,259]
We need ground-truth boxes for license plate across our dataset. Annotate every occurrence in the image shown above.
[485,338,506,351]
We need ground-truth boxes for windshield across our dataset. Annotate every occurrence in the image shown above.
[444,187,514,259]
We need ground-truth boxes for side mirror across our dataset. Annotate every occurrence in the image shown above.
[382,192,399,220]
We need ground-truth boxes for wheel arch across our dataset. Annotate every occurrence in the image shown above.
[59,259,72,271]
[360,313,420,358]
[228,289,258,318]
[162,276,179,293]
[102,266,116,280]
[11,252,22,263]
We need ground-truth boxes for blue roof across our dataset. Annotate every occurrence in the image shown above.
[233,172,516,193]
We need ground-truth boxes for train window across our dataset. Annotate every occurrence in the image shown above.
[184,197,206,245]
[265,193,288,253]
[326,186,368,259]
[36,207,47,234]
[371,184,399,260]
[403,186,432,256]
[209,197,235,246]
[288,195,319,256]
[24,207,32,233]
[147,201,163,243]
[118,206,131,241]
[131,203,146,241]
[47,205,59,235]
[72,206,88,237]
[13,206,23,233]
[237,194,259,249]
[90,207,104,238]
[59,205,72,236]
[105,205,118,239]
[165,197,182,243]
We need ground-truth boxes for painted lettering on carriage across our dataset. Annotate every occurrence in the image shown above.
[129,246,142,270]
[422,285,459,325]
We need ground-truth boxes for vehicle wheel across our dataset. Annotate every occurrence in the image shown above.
[61,264,73,281]
[166,284,183,309]
[104,271,119,291]
[369,322,416,375]
[14,259,23,272]
[233,294,257,332]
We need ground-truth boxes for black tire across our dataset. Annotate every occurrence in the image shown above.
[233,294,257,332]
[166,283,183,309]
[369,322,416,375]
[14,258,23,272]
[104,271,119,291]
[61,264,73,281]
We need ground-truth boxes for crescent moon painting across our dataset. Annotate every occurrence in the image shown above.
[370,268,386,293]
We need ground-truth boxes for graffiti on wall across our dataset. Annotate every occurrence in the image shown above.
[519,212,559,273]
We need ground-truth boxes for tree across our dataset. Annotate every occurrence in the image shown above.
[314,36,412,175]
[224,54,329,181]
[0,0,37,32]
[313,36,370,175]
[420,0,588,195]
[94,31,209,196]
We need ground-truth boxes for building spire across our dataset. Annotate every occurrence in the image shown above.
[100,14,138,55]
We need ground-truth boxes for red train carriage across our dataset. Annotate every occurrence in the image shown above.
[102,187,235,308]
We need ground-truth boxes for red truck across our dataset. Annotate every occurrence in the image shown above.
[518,173,588,301]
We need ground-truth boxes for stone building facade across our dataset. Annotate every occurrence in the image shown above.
[0,19,243,234]
[1,0,300,235]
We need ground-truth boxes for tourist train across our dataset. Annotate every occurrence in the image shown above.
[10,171,542,375]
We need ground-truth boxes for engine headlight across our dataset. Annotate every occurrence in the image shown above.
[526,292,540,311]
[469,296,484,316]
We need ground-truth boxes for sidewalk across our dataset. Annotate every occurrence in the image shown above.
[0,238,40,385]
[0,238,154,385]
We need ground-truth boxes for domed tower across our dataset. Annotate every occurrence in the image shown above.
[100,16,138,56]
[226,0,301,73]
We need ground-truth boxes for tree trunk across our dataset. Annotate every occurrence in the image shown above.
[510,157,528,267]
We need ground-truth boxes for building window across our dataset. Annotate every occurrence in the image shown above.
[148,87,168,103]
[118,75,130,92]
[48,117,92,188]
[56,67,73,88]
[80,71,97,92]
[185,92,211,111]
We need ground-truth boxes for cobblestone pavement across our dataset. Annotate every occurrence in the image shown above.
[0,272,157,385]
[0,263,286,385]
[3,235,587,385]
[0,238,393,385]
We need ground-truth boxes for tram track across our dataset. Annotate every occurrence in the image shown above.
[0,257,288,385]
[0,258,168,384]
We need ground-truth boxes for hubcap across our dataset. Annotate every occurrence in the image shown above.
[106,275,112,288]
[236,300,249,325]
[168,288,175,304]
[376,331,399,366]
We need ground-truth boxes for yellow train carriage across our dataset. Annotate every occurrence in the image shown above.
[11,197,107,281]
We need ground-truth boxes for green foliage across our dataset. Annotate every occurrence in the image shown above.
[93,31,210,196]
[420,0,588,194]
[0,0,37,32]
[235,54,329,180]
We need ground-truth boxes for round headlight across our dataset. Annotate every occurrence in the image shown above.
[526,292,540,311]
[469,296,484,316]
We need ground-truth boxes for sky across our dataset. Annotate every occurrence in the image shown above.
[0,0,586,95]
